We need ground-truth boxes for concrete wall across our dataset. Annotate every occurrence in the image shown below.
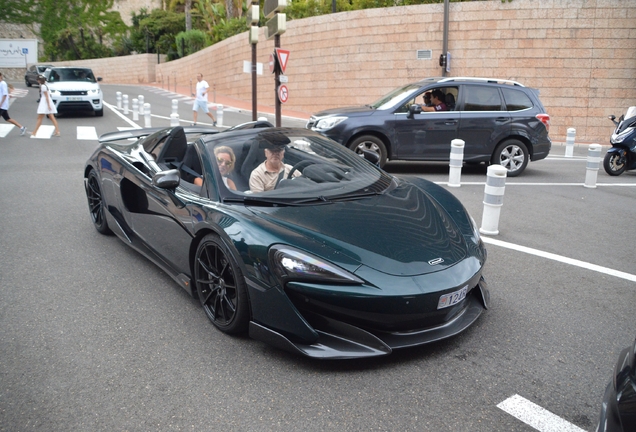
[7,0,634,142]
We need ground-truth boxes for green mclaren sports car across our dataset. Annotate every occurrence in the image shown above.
[84,123,489,359]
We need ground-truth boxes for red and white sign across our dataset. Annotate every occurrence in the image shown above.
[278,84,289,104]
[275,48,290,74]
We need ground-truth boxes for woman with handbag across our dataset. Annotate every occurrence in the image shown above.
[31,75,60,137]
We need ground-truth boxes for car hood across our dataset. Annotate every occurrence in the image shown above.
[247,182,470,276]
[48,81,100,92]
[312,106,375,118]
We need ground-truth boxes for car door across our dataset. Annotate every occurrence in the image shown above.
[390,86,461,160]
[457,85,511,160]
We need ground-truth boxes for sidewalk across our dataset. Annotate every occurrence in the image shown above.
[146,82,312,121]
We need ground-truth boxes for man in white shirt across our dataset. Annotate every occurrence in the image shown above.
[0,72,27,135]
[249,143,300,192]
[191,73,216,126]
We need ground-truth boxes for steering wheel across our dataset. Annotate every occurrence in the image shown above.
[287,160,315,179]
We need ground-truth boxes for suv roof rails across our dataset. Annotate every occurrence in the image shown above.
[437,77,525,87]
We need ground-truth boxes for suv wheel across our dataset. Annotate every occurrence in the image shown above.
[492,139,528,177]
[25,78,32,87]
[349,135,387,167]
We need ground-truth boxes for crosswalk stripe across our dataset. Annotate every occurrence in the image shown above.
[77,126,98,140]
[0,124,15,138]
[30,125,56,139]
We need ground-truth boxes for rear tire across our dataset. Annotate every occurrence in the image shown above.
[348,135,388,167]
[603,152,626,176]
[491,139,529,177]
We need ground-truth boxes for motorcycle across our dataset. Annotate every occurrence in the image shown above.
[604,106,636,176]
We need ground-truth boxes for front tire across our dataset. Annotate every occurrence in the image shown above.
[194,234,249,334]
[603,152,626,176]
[492,139,529,177]
[25,79,32,87]
[349,135,388,167]
[95,108,104,117]
[86,170,112,235]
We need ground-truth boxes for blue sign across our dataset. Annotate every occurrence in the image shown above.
[22,48,28,54]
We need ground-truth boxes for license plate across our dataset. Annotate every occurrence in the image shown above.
[437,285,467,309]
[67,97,82,101]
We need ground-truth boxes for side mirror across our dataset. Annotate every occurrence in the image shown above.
[97,77,103,82]
[362,150,381,167]
[608,115,616,121]
[407,104,422,119]
[153,169,180,189]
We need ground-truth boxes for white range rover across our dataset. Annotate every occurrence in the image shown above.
[44,67,103,117]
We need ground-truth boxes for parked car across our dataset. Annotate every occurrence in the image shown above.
[84,125,489,359]
[24,64,53,87]
[596,336,636,431]
[44,67,103,116]
[307,77,552,177]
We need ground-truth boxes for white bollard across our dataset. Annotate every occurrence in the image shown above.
[138,95,145,117]
[132,98,139,121]
[216,104,223,127]
[170,113,180,127]
[123,95,129,115]
[584,144,602,188]
[116,91,122,110]
[565,128,576,157]
[479,165,508,236]
[171,99,178,115]
[144,103,151,128]
[448,139,465,187]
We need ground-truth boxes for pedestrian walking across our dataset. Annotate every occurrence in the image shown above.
[31,75,60,137]
[0,72,27,135]
[191,73,216,126]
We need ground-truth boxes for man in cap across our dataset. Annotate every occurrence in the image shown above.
[249,140,300,192]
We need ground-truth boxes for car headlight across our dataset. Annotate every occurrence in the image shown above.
[269,245,363,284]
[90,89,100,94]
[50,89,60,96]
[313,116,348,131]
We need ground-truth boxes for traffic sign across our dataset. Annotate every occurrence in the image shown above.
[278,84,289,104]
[275,48,290,74]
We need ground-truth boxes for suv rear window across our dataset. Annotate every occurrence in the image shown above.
[463,86,503,111]
[502,88,534,111]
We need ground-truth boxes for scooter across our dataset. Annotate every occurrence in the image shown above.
[604,106,636,176]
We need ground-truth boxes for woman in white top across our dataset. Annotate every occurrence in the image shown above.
[31,75,60,137]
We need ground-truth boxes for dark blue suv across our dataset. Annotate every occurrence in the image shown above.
[307,77,551,177]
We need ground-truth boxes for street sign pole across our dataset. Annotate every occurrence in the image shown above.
[252,42,257,121]
[275,35,281,127]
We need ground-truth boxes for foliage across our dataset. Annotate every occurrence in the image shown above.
[126,9,186,56]
[175,30,210,57]
[193,0,227,32]
[210,17,249,44]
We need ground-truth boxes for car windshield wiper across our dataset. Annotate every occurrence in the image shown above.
[222,196,297,207]
[328,190,384,202]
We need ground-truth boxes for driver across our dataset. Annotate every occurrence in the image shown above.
[249,142,299,192]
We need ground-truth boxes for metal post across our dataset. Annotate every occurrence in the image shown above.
[132,98,139,121]
[173,72,176,93]
[144,103,151,128]
[275,35,281,127]
[584,144,602,188]
[138,95,144,117]
[172,99,178,115]
[442,0,449,77]
[170,113,179,126]
[252,42,257,121]
[116,91,122,110]
[480,165,508,236]
[123,95,129,115]
[448,139,464,187]
[565,128,576,157]
[216,105,224,127]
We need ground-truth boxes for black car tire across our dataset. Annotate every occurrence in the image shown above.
[349,135,387,167]
[86,170,112,235]
[492,139,529,177]
[603,152,626,176]
[195,234,249,334]
[25,78,32,87]
[95,108,104,117]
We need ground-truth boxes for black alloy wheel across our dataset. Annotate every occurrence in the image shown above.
[194,234,249,334]
[349,135,388,167]
[603,152,627,176]
[492,139,529,177]
[86,170,112,234]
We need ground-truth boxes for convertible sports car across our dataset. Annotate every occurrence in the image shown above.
[84,123,489,359]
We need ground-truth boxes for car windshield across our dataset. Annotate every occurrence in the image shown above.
[369,83,423,110]
[47,68,97,83]
[204,129,394,205]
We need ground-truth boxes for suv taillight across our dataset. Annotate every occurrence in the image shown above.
[536,114,550,132]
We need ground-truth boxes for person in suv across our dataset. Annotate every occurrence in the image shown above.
[307,77,551,177]
[44,67,104,117]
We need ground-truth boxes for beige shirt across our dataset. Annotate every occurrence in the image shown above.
[249,162,298,192]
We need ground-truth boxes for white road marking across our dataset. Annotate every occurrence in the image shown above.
[77,126,98,140]
[482,236,636,282]
[103,101,141,129]
[30,125,55,139]
[497,394,586,432]
[0,124,15,137]
[437,182,636,187]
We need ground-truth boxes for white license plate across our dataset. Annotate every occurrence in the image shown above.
[437,285,467,309]
[66,96,82,101]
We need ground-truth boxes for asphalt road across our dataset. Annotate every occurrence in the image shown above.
[1,83,635,431]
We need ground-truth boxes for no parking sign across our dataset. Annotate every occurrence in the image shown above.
[278,84,288,104]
